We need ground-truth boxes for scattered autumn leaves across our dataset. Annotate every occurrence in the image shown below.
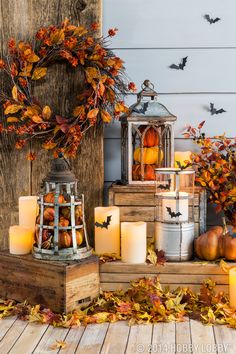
[1,277,236,328]
[0,19,136,159]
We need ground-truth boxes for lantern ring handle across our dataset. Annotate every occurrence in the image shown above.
[141,80,155,90]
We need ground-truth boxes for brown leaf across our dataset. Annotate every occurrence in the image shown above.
[31,67,47,80]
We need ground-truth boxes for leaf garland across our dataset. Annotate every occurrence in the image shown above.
[1,277,236,329]
[0,19,136,159]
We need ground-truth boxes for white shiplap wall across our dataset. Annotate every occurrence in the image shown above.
[103,0,236,223]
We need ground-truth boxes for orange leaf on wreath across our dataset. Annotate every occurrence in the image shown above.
[101,109,111,123]
[50,29,65,44]
[87,108,99,120]
[85,67,99,83]
[31,67,47,80]
[42,106,52,120]
[12,86,18,100]
[73,105,85,119]
[4,104,23,115]
[7,117,19,123]
[31,115,43,123]
[27,152,36,161]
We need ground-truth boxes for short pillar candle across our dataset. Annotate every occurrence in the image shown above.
[9,225,34,255]
[121,221,147,264]
[174,151,192,168]
[229,268,236,308]
[19,196,38,231]
[94,206,120,256]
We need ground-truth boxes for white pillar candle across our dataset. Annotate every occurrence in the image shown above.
[229,268,236,308]
[9,225,34,255]
[19,196,38,231]
[161,191,189,222]
[121,221,146,264]
[174,151,192,168]
[95,206,120,256]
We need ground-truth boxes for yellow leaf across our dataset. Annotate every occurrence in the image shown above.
[50,340,67,350]
[73,26,88,36]
[87,108,99,119]
[7,117,19,123]
[73,105,85,118]
[26,53,40,63]
[100,109,111,123]
[50,29,65,44]
[32,67,47,80]
[4,104,23,115]
[12,85,18,100]
[24,105,40,118]
[85,67,99,83]
[19,63,33,77]
[31,115,43,123]
[42,106,52,120]
[219,259,231,274]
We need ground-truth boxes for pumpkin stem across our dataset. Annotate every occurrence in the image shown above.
[222,216,228,236]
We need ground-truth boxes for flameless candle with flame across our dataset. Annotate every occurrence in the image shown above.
[155,168,195,261]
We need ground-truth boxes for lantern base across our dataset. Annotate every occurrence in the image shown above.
[33,246,93,261]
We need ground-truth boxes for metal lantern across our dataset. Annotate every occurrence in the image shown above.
[120,80,177,184]
[155,168,195,261]
[33,156,92,260]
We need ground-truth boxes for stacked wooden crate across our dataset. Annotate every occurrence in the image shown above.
[108,183,207,242]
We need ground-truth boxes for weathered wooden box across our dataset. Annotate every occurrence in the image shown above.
[0,251,99,313]
[108,184,207,242]
[100,261,232,294]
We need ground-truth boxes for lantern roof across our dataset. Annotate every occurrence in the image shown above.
[120,80,177,123]
[43,154,77,183]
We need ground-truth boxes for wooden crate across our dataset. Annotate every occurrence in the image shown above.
[100,261,233,294]
[108,184,207,241]
[0,251,99,313]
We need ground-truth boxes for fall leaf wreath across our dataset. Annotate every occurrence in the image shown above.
[0,19,136,160]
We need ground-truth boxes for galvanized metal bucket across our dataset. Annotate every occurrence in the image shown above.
[155,222,195,261]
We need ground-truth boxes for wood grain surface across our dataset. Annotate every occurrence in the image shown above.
[0,0,102,249]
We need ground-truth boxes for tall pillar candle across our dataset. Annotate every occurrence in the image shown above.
[161,192,189,222]
[95,206,120,256]
[174,151,192,168]
[229,268,236,308]
[9,225,34,255]
[121,222,146,263]
[19,196,38,231]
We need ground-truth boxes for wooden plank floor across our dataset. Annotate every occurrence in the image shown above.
[0,318,235,354]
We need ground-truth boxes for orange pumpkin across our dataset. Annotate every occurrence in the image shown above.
[194,226,223,261]
[134,147,163,165]
[219,233,236,261]
[44,192,66,204]
[58,231,72,248]
[139,126,159,147]
[132,164,155,181]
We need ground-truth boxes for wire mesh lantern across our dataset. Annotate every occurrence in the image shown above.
[33,155,92,260]
[155,168,195,261]
[120,80,177,184]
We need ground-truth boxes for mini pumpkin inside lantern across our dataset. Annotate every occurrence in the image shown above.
[120,80,177,184]
[33,155,92,260]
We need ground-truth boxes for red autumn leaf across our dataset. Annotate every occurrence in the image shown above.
[60,124,70,133]
[198,120,205,129]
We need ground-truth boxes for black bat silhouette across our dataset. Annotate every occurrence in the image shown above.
[158,179,171,190]
[204,14,220,24]
[176,160,191,170]
[170,57,188,70]
[210,103,226,115]
[95,215,112,229]
[166,207,182,218]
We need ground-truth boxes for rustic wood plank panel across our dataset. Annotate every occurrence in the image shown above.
[0,0,102,249]
[101,321,130,354]
[100,261,232,275]
[103,0,236,48]
[126,324,152,354]
[0,316,17,341]
[175,319,192,354]
[58,327,85,354]
[114,49,236,94]
[104,94,236,139]
[0,319,28,353]
[75,323,109,354]
[100,282,229,293]
[190,320,216,354]
[100,273,228,285]
[214,325,236,354]
[33,326,69,354]
[8,323,49,354]
[114,193,200,206]
[152,322,175,353]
